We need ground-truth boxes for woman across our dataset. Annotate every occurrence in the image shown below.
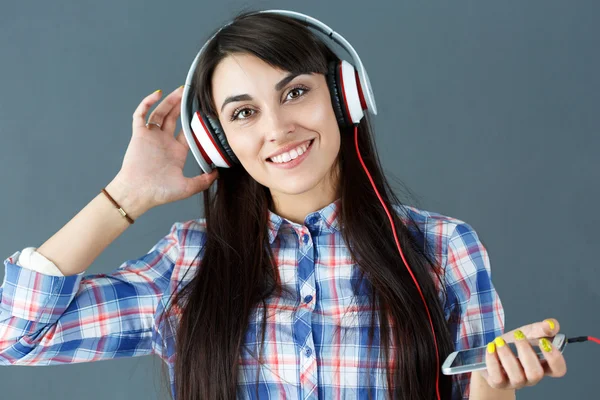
[0,10,566,400]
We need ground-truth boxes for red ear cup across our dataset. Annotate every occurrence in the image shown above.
[205,114,239,164]
[326,59,368,127]
[191,111,237,168]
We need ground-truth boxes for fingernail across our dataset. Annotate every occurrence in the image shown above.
[487,342,496,354]
[545,319,555,330]
[179,85,184,89]
[154,89,162,94]
[494,337,506,348]
[514,330,526,341]
[540,338,553,352]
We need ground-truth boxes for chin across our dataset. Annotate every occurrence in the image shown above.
[271,182,320,196]
[268,174,327,196]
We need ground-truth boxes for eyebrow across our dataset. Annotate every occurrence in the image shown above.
[219,72,302,113]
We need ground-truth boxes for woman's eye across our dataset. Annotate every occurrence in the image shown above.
[239,109,253,118]
[286,87,307,101]
[231,108,254,121]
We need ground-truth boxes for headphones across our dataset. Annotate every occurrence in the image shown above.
[180,9,378,174]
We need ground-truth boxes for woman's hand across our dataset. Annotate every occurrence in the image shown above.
[481,318,567,390]
[112,87,219,214]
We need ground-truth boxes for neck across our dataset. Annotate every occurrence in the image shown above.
[270,165,340,224]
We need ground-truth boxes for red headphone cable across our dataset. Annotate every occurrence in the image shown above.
[567,336,600,344]
[352,124,443,400]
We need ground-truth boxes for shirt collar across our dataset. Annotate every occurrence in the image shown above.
[267,198,342,244]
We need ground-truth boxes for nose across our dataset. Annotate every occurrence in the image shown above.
[263,107,295,142]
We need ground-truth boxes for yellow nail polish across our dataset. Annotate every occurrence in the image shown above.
[154,89,162,94]
[514,330,526,341]
[494,337,506,348]
[540,338,553,352]
[545,319,555,330]
[179,85,184,89]
[487,342,496,354]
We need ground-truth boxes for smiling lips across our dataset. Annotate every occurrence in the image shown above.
[268,139,313,164]
[266,139,315,170]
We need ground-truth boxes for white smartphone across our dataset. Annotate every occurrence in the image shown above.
[442,333,567,375]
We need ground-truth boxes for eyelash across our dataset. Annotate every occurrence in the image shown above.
[229,85,310,122]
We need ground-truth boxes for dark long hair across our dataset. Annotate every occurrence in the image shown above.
[159,10,455,400]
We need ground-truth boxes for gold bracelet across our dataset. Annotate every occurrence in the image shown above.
[101,188,135,224]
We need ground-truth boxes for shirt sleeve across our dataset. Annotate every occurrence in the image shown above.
[443,222,505,400]
[0,222,181,366]
[15,247,66,277]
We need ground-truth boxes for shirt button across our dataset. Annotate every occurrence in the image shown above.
[304,347,312,357]
[302,234,309,244]
[304,295,313,303]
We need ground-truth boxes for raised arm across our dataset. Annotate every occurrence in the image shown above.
[0,86,217,366]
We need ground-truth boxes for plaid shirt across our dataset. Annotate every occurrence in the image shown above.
[0,198,504,399]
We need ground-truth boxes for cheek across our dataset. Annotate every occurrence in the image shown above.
[304,98,341,150]
[225,131,263,167]
[299,93,338,128]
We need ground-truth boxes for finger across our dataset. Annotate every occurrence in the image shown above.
[538,337,568,378]
[176,129,189,150]
[146,86,184,129]
[161,86,184,133]
[132,90,163,130]
[506,319,560,340]
[511,330,545,387]
[184,169,219,196]
[542,318,560,336]
[493,337,527,389]
[484,341,509,389]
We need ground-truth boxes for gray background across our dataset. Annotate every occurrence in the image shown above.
[1,0,598,398]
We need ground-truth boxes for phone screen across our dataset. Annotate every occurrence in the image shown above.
[451,339,545,368]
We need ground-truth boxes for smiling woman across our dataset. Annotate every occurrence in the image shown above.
[5,8,569,400]
[162,10,496,400]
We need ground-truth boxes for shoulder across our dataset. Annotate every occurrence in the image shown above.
[169,218,208,247]
[393,204,492,299]
[396,203,469,230]
[161,218,208,286]
[392,204,479,262]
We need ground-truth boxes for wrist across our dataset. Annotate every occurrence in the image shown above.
[104,178,151,221]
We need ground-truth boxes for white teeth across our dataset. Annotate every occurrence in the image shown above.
[270,141,311,164]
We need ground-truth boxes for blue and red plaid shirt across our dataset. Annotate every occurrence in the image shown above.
[0,198,504,399]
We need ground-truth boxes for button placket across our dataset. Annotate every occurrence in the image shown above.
[297,227,316,312]
[295,221,318,399]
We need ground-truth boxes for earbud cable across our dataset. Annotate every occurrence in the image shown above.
[353,123,443,400]
[567,336,600,344]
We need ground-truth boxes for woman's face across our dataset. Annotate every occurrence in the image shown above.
[211,53,341,199]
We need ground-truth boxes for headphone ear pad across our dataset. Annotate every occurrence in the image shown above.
[204,114,239,164]
[327,61,352,128]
